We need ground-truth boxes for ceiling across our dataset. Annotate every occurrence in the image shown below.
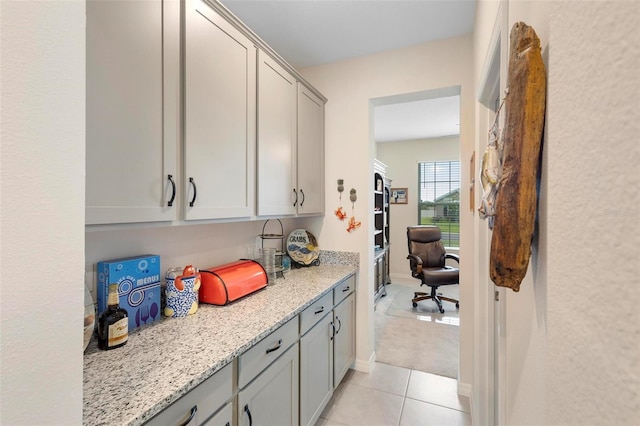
[220,0,476,141]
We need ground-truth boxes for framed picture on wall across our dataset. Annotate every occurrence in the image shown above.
[390,188,408,204]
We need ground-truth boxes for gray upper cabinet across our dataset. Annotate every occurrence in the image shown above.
[296,84,325,215]
[183,0,256,221]
[86,0,179,225]
[256,52,326,217]
[256,50,297,217]
[86,0,324,226]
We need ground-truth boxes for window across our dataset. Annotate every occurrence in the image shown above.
[418,161,460,248]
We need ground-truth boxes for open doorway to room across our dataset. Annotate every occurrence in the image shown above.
[371,86,462,380]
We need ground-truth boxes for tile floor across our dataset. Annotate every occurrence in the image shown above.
[316,279,471,426]
[316,362,471,426]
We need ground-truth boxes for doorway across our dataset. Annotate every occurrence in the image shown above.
[370,87,462,380]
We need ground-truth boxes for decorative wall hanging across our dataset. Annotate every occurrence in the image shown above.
[346,188,361,232]
[335,179,347,220]
[478,105,505,229]
[390,188,408,204]
[489,22,547,292]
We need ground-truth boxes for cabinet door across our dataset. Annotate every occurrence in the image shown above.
[300,313,333,426]
[184,0,256,220]
[86,0,179,225]
[238,343,299,426]
[296,84,325,215]
[333,293,355,387]
[257,51,297,217]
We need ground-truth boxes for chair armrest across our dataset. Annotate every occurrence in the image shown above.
[445,253,460,263]
[407,254,423,274]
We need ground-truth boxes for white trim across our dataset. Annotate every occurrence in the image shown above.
[354,351,376,373]
[458,381,472,397]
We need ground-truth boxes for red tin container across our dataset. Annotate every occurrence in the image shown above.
[199,260,268,306]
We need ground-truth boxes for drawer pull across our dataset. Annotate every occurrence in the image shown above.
[244,404,253,426]
[342,286,350,292]
[330,321,335,340]
[335,316,342,335]
[178,405,197,426]
[265,338,283,354]
[314,306,324,314]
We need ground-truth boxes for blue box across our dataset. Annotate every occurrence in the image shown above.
[97,255,161,331]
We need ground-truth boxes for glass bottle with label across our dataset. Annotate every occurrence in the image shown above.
[97,283,129,350]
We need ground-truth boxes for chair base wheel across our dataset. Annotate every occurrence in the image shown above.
[412,302,417,308]
[456,302,460,309]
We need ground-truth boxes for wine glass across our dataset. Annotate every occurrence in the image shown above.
[140,305,149,325]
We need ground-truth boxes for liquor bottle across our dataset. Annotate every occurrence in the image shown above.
[97,283,129,350]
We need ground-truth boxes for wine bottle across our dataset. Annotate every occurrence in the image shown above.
[97,283,129,350]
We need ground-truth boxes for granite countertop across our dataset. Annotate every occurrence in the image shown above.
[83,251,358,426]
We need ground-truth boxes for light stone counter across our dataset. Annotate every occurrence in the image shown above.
[83,251,358,426]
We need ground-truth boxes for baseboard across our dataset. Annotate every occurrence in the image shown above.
[458,381,472,397]
[389,272,413,282]
[354,351,376,373]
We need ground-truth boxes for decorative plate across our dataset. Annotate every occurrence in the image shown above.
[286,229,320,266]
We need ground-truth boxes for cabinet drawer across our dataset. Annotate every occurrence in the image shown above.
[238,316,298,389]
[299,292,332,336]
[333,274,355,305]
[202,401,232,426]
[146,362,232,426]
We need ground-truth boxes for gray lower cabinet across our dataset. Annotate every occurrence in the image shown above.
[146,362,232,426]
[299,312,334,426]
[238,343,300,426]
[333,293,356,387]
[145,275,355,426]
[201,402,232,426]
[300,275,356,426]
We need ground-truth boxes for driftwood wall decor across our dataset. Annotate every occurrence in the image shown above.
[490,22,546,292]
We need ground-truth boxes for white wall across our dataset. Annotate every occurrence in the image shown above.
[301,34,474,387]
[473,1,640,425]
[376,136,460,277]
[0,1,85,424]
[85,217,321,295]
[546,1,639,424]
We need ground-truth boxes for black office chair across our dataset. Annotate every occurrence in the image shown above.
[406,226,460,313]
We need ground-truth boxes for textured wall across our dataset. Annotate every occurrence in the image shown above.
[0,1,86,423]
[547,1,640,424]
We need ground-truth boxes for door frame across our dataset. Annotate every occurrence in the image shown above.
[475,1,508,424]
